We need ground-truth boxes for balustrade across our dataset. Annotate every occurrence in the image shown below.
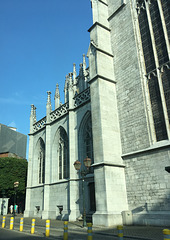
[74,87,90,108]
[50,102,69,122]
[33,117,46,132]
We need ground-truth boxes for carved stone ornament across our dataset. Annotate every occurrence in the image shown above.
[50,102,69,122]
[74,87,90,108]
[33,117,46,132]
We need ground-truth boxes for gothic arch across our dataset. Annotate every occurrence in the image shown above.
[78,111,94,165]
[52,126,69,182]
[34,137,45,184]
[78,111,96,213]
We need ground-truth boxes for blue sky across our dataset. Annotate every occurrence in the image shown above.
[0,0,92,158]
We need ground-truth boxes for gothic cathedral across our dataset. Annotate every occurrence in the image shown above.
[24,0,170,226]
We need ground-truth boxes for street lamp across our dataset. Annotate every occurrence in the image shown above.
[1,190,5,215]
[73,156,92,227]
[13,181,19,218]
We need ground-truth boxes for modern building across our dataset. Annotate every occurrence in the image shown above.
[0,123,27,159]
[24,0,170,226]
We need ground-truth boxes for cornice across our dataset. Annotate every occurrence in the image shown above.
[98,0,108,6]
[91,44,114,58]
[88,21,111,33]
[122,140,170,159]
[89,74,116,84]
[92,162,125,168]
[108,3,126,21]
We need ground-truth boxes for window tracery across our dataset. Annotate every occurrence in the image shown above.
[58,127,69,179]
[84,119,94,163]
[38,138,45,184]
[137,0,170,141]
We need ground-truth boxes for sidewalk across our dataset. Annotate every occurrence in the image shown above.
[0,214,167,240]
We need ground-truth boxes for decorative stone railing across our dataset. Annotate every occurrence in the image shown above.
[74,87,90,108]
[50,102,69,122]
[32,88,90,133]
[33,116,46,132]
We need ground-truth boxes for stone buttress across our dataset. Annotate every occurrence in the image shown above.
[88,0,128,226]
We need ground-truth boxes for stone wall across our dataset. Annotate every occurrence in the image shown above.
[108,0,150,154]
[107,0,170,225]
[49,182,69,220]
[124,145,170,225]
[30,187,44,217]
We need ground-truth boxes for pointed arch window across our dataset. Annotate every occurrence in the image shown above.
[84,118,94,163]
[136,0,170,141]
[58,127,69,179]
[78,112,94,173]
[38,138,45,184]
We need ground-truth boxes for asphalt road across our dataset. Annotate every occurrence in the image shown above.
[0,227,123,240]
[0,227,158,240]
[0,228,47,240]
[0,215,165,240]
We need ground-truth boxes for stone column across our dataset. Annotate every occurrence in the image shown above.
[68,73,80,221]
[54,84,60,109]
[24,105,36,217]
[73,63,77,93]
[42,91,52,219]
[89,0,128,226]
[64,75,69,103]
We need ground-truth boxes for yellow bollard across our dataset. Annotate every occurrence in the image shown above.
[2,216,5,228]
[10,217,14,230]
[117,225,123,240]
[31,219,35,234]
[63,221,68,240]
[163,229,170,240]
[20,218,24,232]
[45,220,50,237]
[87,223,93,240]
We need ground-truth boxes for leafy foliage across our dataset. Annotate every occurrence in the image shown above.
[0,157,27,201]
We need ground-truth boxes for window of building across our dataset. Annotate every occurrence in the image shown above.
[78,112,94,171]
[58,127,69,179]
[83,118,94,163]
[38,138,45,184]
[137,0,170,141]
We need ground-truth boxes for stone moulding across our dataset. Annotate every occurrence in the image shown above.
[146,69,157,80]
[50,102,69,122]
[108,2,126,21]
[33,116,46,132]
[122,140,170,159]
[145,60,170,80]
[89,74,116,84]
[98,0,108,6]
[74,87,90,108]
[159,61,170,73]
[32,88,90,133]
[92,162,125,169]
[88,21,111,33]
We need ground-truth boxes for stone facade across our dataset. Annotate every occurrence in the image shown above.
[124,146,170,225]
[25,0,170,226]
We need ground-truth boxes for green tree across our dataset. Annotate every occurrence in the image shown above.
[0,157,28,212]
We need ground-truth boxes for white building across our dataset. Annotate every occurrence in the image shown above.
[24,0,170,226]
